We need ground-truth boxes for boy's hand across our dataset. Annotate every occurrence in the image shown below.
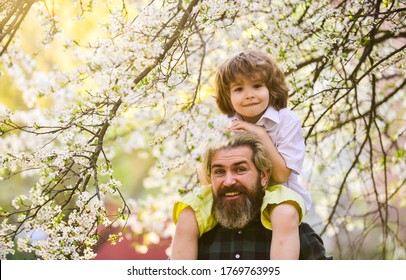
[227,120,268,139]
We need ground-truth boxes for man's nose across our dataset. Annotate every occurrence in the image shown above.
[223,172,236,187]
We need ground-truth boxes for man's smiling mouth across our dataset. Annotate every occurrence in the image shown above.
[225,191,240,197]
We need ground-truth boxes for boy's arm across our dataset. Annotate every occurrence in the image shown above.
[259,132,291,183]
[171,207,199,259]
[269,203,300,260]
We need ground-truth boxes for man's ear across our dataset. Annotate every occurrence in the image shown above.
[260,169,270,187]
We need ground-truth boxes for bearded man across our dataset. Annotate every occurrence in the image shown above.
[194,132,330,260]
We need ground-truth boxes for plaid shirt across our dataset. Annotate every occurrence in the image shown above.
[198,219,331,260]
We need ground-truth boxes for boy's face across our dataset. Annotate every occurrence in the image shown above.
[229,75,269,123]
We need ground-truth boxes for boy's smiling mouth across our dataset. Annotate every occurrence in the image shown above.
[243,102,259,107]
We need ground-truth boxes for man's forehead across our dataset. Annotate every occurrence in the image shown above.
[211,146,253,166]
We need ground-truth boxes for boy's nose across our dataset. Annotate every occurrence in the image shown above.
[245,89,255,99]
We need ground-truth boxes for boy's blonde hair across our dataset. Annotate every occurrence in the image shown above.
[202,132,272,186]
[215,49,289,115]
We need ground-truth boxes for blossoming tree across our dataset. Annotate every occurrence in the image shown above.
[0,0,405,259]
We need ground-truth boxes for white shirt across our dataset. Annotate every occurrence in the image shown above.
[230,106,312,211]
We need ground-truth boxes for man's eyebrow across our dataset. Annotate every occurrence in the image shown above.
[211,163,224,169]
[232,160,249,166]
[211,161,249,169]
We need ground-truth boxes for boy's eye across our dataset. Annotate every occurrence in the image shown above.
[254,84,264,88]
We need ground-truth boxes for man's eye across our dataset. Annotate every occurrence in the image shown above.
[213,169,225,175]
[235,167,247,173]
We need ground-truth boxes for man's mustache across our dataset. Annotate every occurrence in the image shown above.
[216,184,247,197]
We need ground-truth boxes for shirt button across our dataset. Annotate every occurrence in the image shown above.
[235,253,240,259]
[237,230,242,235]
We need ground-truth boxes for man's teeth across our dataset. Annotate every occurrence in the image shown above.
[225,192,240,196]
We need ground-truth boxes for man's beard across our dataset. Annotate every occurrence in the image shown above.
[213,176,265,230]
